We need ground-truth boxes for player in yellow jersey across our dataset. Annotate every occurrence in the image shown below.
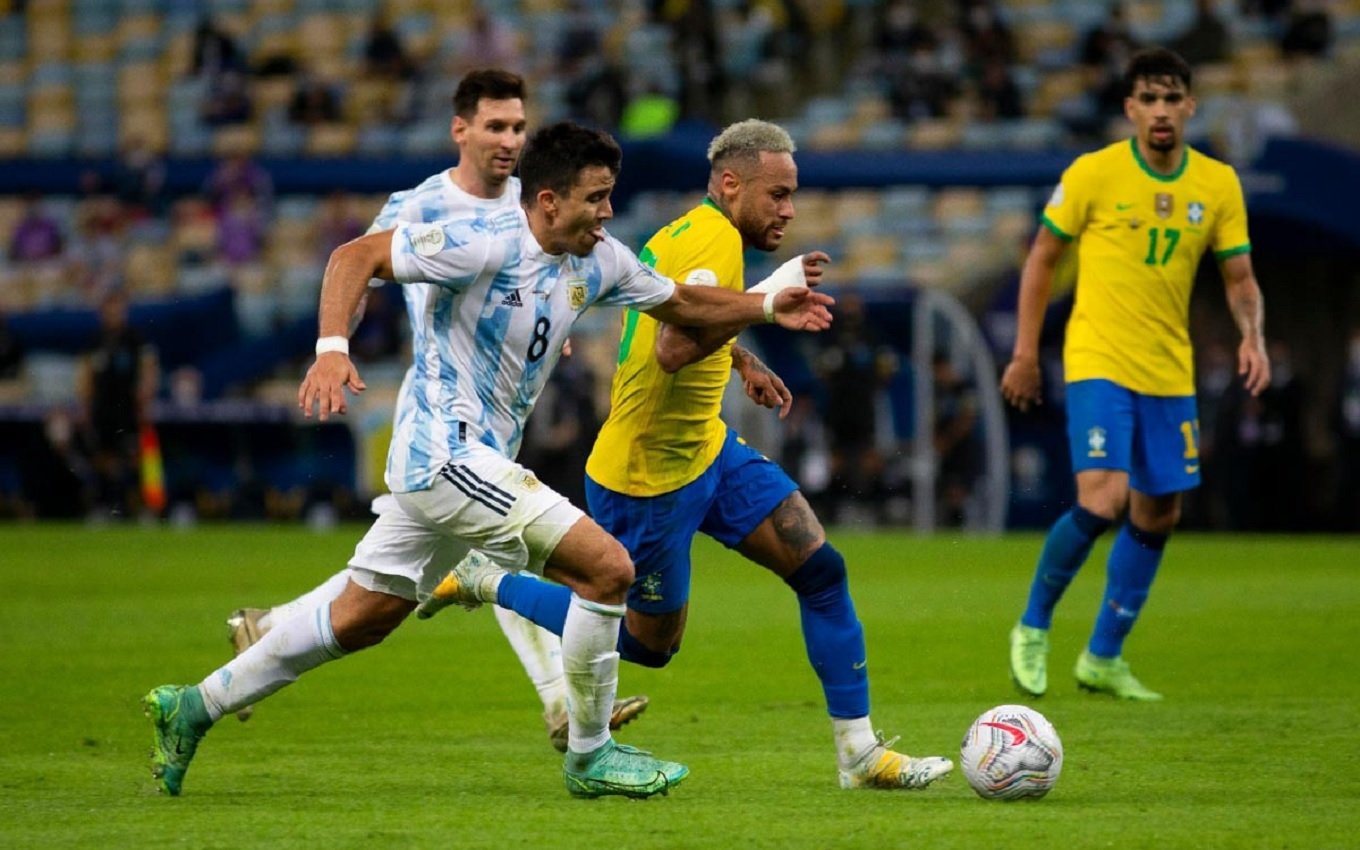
[1001,48,1271,701]
[420,119,954,791]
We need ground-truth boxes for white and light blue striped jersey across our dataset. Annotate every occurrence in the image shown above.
[385,209,676,493]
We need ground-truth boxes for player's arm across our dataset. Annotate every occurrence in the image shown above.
[654,252,831,371]
[732,343,793,418]
[1000,227,1068,412]
[644,282,833,335]
[297,231,396,420]
[1220,252,1271,395]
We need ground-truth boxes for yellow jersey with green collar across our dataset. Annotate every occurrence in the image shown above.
[585,198,745,496]
[1041,137,1251,396]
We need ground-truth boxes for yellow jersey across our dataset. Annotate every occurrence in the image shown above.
[1042,138,1251,396]
[586,199,744,496]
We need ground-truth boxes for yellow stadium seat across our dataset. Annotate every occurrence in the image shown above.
[124,244,177,296]
[306,123,356,156]
[909,119,961,150]
[0,128,25,156]
[1016,21,1074,64]
[119,62,166,104]
[212,125,262,157]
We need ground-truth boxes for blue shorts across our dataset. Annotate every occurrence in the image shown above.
[1066,379,1201,496]
[585,428,798,615]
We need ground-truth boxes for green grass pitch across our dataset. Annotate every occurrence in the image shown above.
[0,526,1356,849]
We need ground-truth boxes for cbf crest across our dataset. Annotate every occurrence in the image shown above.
[568,280,588,311]
[1154,193,1174,220]
[1087,426,1107,458]
[1187,201,1204,225]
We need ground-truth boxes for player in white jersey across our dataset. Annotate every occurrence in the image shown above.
[221,70,648,746]
[143,121,835,799]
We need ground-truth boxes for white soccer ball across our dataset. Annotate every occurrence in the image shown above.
[959,704,1063,800]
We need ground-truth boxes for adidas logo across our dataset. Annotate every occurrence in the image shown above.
[501,290,524,308]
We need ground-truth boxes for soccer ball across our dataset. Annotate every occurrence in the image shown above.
[959,704,1063,800]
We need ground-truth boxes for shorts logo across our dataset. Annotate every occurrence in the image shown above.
[1187,201,1204,225]
[568,281,588,310]
[1087,426,1107,458]
[638,573,664,603]
[1155,193,1174,220]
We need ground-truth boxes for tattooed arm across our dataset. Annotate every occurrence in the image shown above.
[732,344,793,418]
[1220,252,1271,396]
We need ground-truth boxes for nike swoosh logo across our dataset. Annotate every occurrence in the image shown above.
[1185,464,1200,474]
[981,721,1028,745]
[852,660,867,670]
[1115,202,1134,211]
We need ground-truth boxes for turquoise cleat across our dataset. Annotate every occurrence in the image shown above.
[144,685,211,796]
[564,740,689,799]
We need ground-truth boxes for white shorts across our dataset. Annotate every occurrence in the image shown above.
[347,444,584,601]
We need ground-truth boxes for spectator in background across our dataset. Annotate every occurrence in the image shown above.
[0,306,23,381]
[564,56,629,131]
[1081,2,1139,119]
[77,290,159,519]
[9,193,63,263]
[619,81,679,139]
[932,351,982,528]
[1171,0,1232,66]
[190,17,244,80]
[288,74,343,126]
[203,152,273,213]
[215,190,267,267]
[958,1,1016,70]
[314,191,365,260]
[67,198,126,299]
[976,56,1024,120]
[1281,0,1333,57]
[363,13,420,124]
[1336,325,1360,530]
[816,291,895,522]
[201,69,253,127]
[109,135,168,219]
[446,10,520,74]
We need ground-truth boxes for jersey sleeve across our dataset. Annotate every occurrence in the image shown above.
[1040,156,1093,242]
[389,220,492,291]
[594,237,677,309]
[677,228,744,292]
[1212,167,1251,260]
[366,191,405,235]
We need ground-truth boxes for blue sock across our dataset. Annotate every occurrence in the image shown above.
[1020,505,1112,630]
[496,573,674,666]
[783,543,870,719]
[1088,523,1167,658]
[495,573,571,636]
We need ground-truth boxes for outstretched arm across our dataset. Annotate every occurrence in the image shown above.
[999,227,1067,412]
[733,344,793,418]
[297,231,395,420]
[653,252,832,371]
[1220,252,1271,396]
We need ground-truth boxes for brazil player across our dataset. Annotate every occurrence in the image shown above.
[419,120,954,790]
[143,122,835,799]
[1001,48,1271,700]
[222,69,648,746]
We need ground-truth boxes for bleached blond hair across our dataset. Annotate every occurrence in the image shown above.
[706,119,796,174]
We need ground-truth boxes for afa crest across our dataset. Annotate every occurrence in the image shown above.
[519,472,541,492]
[568,282,588,310]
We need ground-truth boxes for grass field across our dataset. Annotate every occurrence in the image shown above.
[0,526,1356,849]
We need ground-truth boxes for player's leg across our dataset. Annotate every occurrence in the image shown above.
[409,447,685,798]
[536,514,689,798]
[145,509,437,795]
[225,494,403,721]
[710,431,951,790]
[1077,393,1197,701]
[1011,380,1133,696]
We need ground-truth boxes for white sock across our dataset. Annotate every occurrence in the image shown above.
[833,716,878,770]
[259,570,352,632]
[493,604,567,716]
[561,594,624,755]
[198,602,346,721]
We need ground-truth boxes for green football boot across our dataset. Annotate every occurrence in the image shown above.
[144,685,212,796]
[1009,623,1050,697]
[564,740,689,799]
[1074,651,1164,701]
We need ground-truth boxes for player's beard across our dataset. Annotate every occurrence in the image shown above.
[1147,126,1177,153]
